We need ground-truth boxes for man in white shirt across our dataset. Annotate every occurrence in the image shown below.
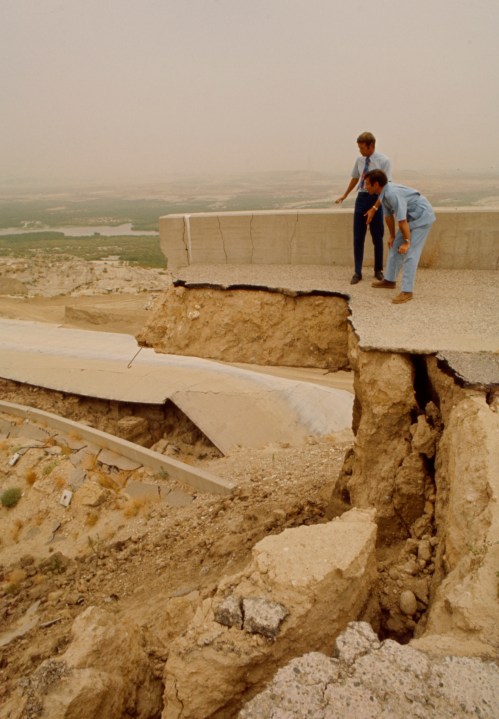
[336,132,392,285]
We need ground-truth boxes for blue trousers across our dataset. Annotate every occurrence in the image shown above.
[353,192,384,276]
[385,221,435,292]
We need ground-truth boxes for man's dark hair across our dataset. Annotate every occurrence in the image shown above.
[357,131,376,146]
[364,169,388,187]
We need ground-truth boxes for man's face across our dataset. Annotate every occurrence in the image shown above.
[358,142,374,157]
[364,178,380,195]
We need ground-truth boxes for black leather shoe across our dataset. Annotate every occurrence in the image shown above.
[374,271,384,281]
[350,274,362,285]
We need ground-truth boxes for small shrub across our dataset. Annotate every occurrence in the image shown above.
[11,519,24,542]
[123,498,145,518]
[42,460,57,477]
[1,487,22,508]
[7,568,26,584]
[4,582,20,595]
[85,511,99,527]
[95,472,119,491]
[43,553,67,574]
[3,568,26,595]
[25,469,37,486]
[54,475,66,490]
[82,453,97,470]
[33,511,44,526]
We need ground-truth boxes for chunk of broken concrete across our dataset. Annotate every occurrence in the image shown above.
[97,448,142,471]
[214,595,243,629]
[242,597,288,639]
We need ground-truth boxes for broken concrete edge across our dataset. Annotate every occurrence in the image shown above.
[172,278,350,301]
[344,343,499,393]
[435,351,499,392]
[0,400,236,496]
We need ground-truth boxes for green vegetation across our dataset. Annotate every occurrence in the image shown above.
[0,197,164,232]
[1,487,23,508]
[42,460,58,476]
[0,174,342,233]
[0,233,165,267]
[0,172,497,250]
[44,553,67,574]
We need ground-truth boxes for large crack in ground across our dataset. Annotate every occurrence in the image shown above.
[1,285,498,717]
[138,285,498,652]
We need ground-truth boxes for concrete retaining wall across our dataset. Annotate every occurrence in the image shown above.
[160,209,499,271]
[0,400,235,495]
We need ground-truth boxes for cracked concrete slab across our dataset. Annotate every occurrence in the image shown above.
[0,318,354,453]
[172,264,499,388]
[97,448,142,471]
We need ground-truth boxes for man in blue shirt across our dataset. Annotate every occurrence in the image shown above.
[335,132,392,285]
[364,169,436,304]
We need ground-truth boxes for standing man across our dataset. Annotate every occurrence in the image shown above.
[335,132,392,285]
[364,169,435,304]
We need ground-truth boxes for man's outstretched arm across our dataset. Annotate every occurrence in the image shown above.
[335,178,358,204]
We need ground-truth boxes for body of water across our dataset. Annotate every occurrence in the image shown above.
[0,223,158,237]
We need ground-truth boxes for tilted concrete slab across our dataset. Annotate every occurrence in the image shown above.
[0,318,353,454]
[0,399,235,495]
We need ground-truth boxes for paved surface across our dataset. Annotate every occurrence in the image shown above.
[174,264,499,388]
[0,318,353,454]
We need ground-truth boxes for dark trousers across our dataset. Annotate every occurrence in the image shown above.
[353,192,384,276]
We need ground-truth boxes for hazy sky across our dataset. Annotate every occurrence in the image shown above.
[2,0,498,183]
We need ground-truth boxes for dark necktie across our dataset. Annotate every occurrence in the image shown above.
[359,156,370,189]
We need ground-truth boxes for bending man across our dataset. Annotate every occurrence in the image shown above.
[365,169,435,304]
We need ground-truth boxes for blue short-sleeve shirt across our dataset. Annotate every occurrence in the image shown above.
[380,184,435,228]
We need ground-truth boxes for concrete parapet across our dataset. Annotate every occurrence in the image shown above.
[160,208,499,271]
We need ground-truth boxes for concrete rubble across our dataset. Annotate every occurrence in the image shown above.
[162,508,377,718]
[239,621,499,718]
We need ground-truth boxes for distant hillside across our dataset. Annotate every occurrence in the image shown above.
[1,170,498,232]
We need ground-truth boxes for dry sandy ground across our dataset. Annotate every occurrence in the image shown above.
[0,257,354,713]
[0,293,154,335]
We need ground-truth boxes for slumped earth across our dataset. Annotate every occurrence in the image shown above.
[0,255,498,718]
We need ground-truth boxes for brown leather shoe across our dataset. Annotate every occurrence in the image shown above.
[371,279,396,288]
[392,292,413,304]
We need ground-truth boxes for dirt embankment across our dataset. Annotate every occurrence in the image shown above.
[1,256,498,718]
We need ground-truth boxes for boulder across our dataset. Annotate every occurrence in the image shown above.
[7,606,162,719]
[162,508,377,718]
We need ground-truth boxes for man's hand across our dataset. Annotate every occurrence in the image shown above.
[398,239,411,255]
[388,236,395,248]
[335,195,346,204]
[364,208,375,225]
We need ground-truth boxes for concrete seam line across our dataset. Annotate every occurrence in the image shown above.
[0,399,235,495]
[185,214,192,265]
